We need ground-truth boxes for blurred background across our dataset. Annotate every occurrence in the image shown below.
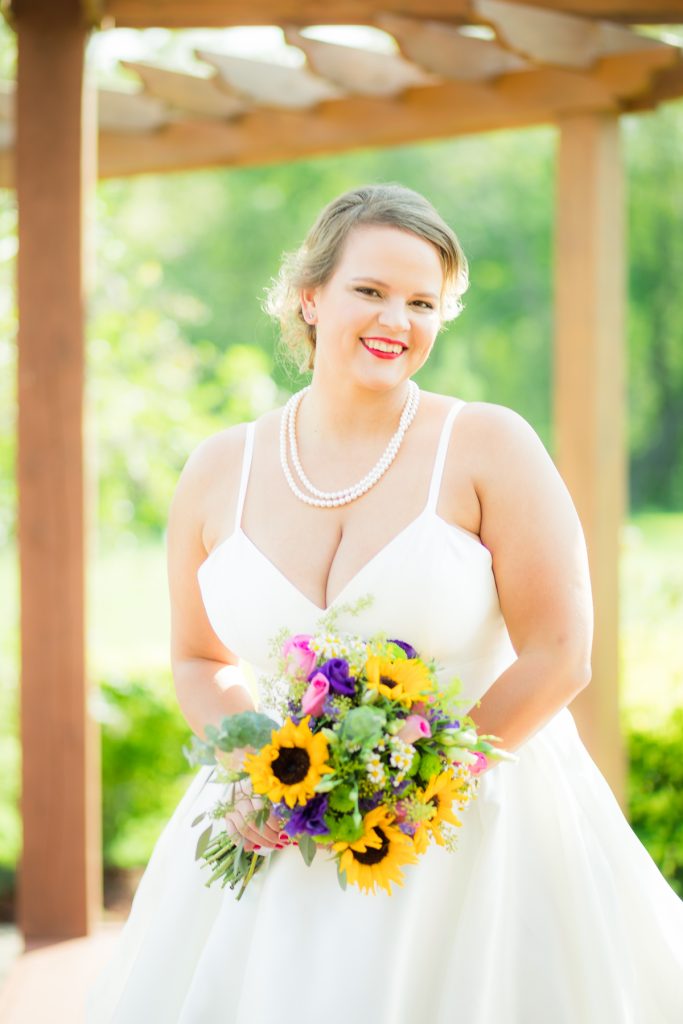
[0,18,681,925]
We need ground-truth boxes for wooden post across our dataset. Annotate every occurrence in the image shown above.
[15,0,100,939]
[554,113,627,809]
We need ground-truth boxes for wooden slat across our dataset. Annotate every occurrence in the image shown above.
[554,113,626,808]
[121,60,248,118]
[15,0,100,940]
[197,48,344,108]
[284,28,435,97]
[376,13,529,81]
[101,0,683,29]
[98,87,173,132]
[475,0,666,68]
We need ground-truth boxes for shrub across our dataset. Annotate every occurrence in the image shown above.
[98,674,195,868]
[626,708,683,897]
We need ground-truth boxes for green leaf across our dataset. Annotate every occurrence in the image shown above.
[336,864,348,891]
[417,751,442,783]
[313,775,339,793]
[254,805,271,827]
[194,824,213,861]
[324,812,365,843]
[182,735,217,768]
[297,833,318,867]
[328,785,355,812]
[191,812,207,827]
[213,711,280,753]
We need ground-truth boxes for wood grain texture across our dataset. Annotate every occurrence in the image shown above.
[554,113,627,808]
[15,3,101,940]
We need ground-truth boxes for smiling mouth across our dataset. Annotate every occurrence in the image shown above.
[361,337,407,357]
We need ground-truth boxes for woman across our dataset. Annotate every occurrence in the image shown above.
[87,184,683,1022]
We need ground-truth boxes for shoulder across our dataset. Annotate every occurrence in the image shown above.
[451,400,553,481]
[176,422,249,497]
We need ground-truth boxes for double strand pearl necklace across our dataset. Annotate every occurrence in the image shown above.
[279,381,420,508]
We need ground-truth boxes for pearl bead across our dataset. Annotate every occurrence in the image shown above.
[278,381,420,508]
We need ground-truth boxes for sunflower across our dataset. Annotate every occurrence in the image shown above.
[365,655,432,707]
[412,769,469,854]
[332,806,418,895]
[244,716,333,808]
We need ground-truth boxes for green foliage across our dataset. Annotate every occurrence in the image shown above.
[184,710,279,768]
[97,673,195,867]
[338,706,387,750]
[626,708,683,898]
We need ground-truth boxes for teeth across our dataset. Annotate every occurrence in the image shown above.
[364,339,404,354]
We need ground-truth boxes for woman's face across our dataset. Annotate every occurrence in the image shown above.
[301,224,444,392]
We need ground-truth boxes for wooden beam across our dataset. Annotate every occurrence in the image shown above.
[90,52,677,181]
[101,0,683,29]
[15,0,100,939]
[554,113,627,809]
[102,0,472,29]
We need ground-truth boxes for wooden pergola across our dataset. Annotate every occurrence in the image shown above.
[4,0,683,942]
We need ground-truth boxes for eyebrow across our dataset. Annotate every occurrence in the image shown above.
[350,276,439,301]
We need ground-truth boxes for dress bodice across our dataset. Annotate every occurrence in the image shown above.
[197,401,517,713]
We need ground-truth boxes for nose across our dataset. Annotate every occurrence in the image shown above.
[378,298,410,333]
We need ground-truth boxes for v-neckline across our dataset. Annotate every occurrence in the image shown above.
[199,509,486,614]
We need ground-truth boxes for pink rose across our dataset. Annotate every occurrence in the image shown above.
[397,714,432,744]
[469,752,489,776]
[301,673,329,717]
[282,634,316,677]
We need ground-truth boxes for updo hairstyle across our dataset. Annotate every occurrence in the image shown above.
[264,183,469,373]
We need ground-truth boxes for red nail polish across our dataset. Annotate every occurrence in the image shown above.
[253,844,261,850]
[276,843,284,849]
[278,832,289,841]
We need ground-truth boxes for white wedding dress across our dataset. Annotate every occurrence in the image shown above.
[86,402,683,1023]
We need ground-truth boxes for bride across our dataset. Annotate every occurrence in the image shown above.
[87,184,683,1022]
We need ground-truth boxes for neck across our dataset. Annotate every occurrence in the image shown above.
[298,376,413,444]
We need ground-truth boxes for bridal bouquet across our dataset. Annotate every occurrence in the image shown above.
[185,604,514,899]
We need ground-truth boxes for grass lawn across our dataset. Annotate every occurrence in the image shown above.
[0,513,682,872]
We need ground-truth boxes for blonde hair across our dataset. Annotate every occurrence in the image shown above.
[264,183,469,373]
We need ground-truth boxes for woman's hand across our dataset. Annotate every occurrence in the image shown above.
[223,777,288,852]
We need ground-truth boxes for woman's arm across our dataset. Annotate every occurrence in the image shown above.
[461,404,593,756]
[166,426,256,741]
[167,427,284,849]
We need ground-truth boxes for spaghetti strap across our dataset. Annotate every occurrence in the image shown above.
[234,422,255,532]
[426,401,467,511]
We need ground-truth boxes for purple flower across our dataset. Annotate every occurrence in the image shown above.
[388,639,418,659]
[310,658,356,696]
[284,794,330,837]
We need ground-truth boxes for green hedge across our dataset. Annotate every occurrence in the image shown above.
[626,707,683,898]
[99,674,194,868]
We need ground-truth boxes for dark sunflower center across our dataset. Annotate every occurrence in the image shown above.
[272,746,311,785]
[352,826,390,866]
[379,675,397,689]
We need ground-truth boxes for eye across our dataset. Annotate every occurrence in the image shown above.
[355,286,381,297]
[412,300,435,310]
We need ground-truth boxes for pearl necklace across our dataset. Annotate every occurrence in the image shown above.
[279,381,420,508]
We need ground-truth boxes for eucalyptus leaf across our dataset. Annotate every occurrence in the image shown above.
[297,833,318,867]
[191,812,207,827]
[337,865,348,891]
[213,711,280,753]
[182,736,217,768]
[194,824,213,861]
